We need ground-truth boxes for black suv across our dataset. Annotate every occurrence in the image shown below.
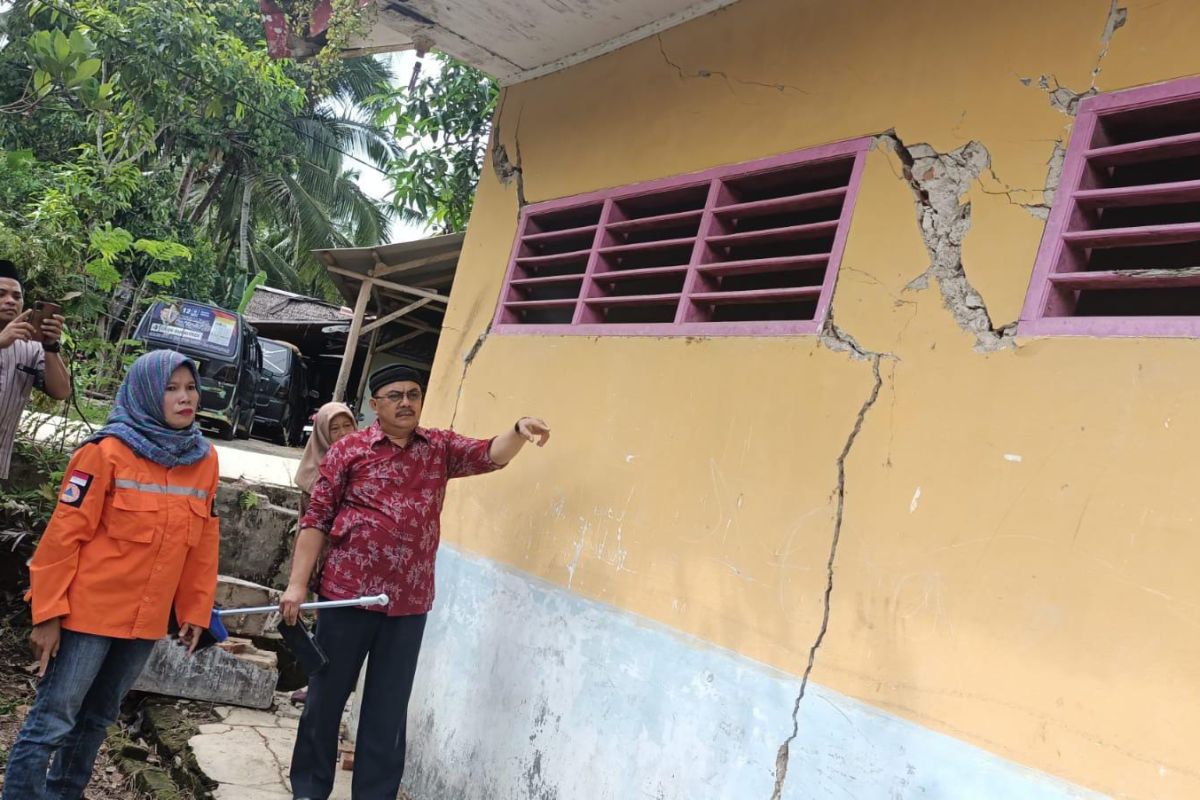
[134,299,263,441]
[254,337,309,445]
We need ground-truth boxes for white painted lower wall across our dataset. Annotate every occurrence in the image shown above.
[401,546,1106,799]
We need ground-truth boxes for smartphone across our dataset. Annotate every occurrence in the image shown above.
[31,301,62,343]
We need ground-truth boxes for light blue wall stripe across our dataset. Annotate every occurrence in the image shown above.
[404,545,1107,800]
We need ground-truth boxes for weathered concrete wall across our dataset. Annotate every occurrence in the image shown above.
[406,547,1102,800]
[414,0,1200,798]
[214,479,299,588]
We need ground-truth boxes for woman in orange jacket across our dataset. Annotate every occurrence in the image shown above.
[3,349,220,800]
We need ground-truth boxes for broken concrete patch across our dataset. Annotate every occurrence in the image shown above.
[192,699,357,799]
[216,638,279,673]
[190,728,282,787]
[879,133,1017,352]
[1038,74,1096,116]
[1041,141,1067,210]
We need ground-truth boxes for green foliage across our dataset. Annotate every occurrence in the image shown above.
[0,1,403,340]
[374,54,498,233]
[84,223,189,291]
[273,0,377,97]
[134,240,192,263]
[0,1,495,421]
[238,489,259,510]
[237,270,267,313]
[0,437,71,539]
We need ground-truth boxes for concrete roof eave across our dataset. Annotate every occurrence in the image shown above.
[264,0,739,85]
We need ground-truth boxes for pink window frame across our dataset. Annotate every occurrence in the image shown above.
[1019,75,1200,337]
[491,137,872,337]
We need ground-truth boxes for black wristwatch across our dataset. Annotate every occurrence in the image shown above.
[514,418,525,434]
[42,340,61,353]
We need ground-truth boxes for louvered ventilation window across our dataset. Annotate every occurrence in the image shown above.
[493,138,870,335]
[1021,77,1200,336]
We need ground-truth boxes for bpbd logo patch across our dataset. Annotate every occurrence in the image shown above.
[60,470,93,508]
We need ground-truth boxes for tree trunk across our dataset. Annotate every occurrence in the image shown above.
[189,156,234,224]
[238,180,252,278]
[176,162,196,221]
[97,278,148,396]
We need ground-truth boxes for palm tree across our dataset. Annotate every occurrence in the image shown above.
[184,56,397,304]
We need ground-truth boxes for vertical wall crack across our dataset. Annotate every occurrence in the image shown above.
[1022,2,1126,113]
[769,349,884,800]
[448,322,492,430]
[877,133,1017,352]
[491,89,527,210]
[1092,1,1128,87]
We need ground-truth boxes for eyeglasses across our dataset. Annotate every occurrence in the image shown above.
[374,389,423,404]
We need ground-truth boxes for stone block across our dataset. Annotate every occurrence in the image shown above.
[215,637,278,671]
[133,638,278,710]
[215,576,281,636]
[215,480,299,587]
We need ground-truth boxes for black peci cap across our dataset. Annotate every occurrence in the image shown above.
[369,364,424,395]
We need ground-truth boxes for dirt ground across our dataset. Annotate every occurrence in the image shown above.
[0,620,140,799]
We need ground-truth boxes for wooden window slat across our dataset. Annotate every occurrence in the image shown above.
[1047,268,1200,290]
[493,138,871,335]
[1073,179,1200,209]
[1084,130,1200,168]
[1021,77,1200,336]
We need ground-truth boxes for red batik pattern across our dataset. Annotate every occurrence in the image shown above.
[300,423,500,615]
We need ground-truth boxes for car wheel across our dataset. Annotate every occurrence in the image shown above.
[275,405,292,446]
[236,406,253,440]
[218,421,236,441]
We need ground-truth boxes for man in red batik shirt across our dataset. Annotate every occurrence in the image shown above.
[280,364,550,800]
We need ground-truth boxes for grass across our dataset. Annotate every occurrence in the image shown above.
[27,395,112,427]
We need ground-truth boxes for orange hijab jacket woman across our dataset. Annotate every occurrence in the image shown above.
[3,349,219,800]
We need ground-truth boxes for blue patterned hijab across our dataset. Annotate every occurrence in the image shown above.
[88,349,211,467]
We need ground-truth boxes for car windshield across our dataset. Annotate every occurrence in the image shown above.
[138,301,241,359]
[261,341,290,376]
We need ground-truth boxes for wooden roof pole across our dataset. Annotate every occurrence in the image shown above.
[360,297,434,335]
[326,266,447,304]
[353,320,382,409]
[376,329,424,351]
[333,277,372,403]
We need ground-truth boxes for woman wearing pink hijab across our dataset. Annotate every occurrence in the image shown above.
[295,402,357,515]
[290,402,356,704]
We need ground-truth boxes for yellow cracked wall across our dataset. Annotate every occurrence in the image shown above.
[421,1,1200,797]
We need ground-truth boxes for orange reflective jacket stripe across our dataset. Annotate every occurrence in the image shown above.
[27,437,220,640]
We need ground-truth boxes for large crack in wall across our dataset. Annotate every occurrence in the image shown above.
[766,125,1036,791]
[458,14,1139,790]
[446,90,529,429]
[491,88,527,210]
[770,324,886,800]
[1022,1,1127,115]
[879,133,1018,352]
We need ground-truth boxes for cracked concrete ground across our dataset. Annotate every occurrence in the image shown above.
[189,703,355,799]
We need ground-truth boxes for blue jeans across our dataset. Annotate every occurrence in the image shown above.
[2,630,155,800]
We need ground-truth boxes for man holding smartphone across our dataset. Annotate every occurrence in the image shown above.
[0,259,70,479]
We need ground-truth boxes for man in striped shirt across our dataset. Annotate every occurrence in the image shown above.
[0,260,70,480]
